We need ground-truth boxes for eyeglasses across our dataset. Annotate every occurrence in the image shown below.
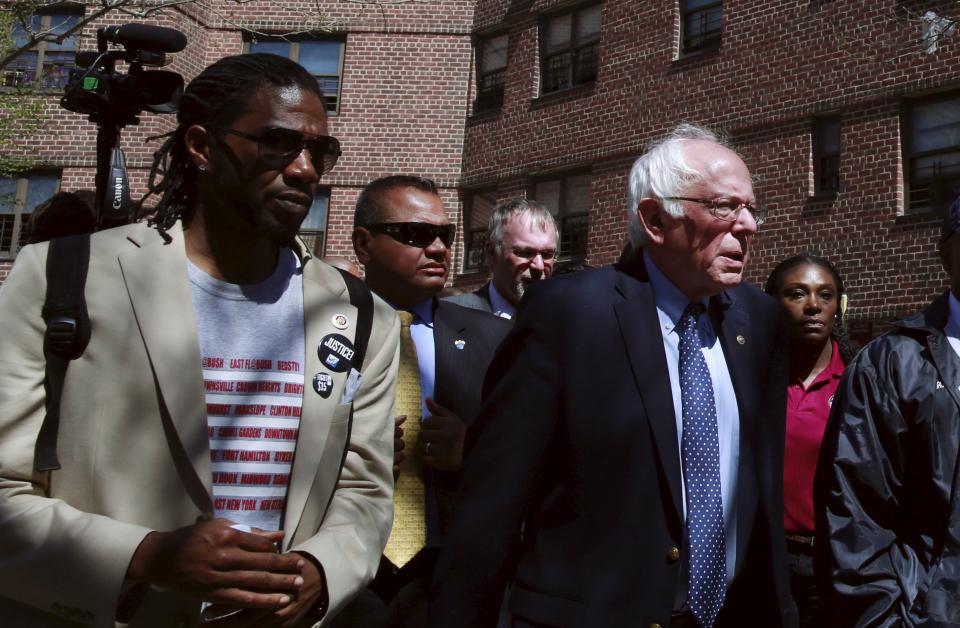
[660,197,767,226]
[209,125,342,175]
[510,247,557,262]
[366,222,456,248]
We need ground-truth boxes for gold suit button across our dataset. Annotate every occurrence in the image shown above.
[651,624,663,628]
[668,546,681,561]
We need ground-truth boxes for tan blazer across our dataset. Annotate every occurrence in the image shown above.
[0,222,399,627]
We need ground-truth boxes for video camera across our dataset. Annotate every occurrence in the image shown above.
[61,24,186,123]
[59,24,187,227]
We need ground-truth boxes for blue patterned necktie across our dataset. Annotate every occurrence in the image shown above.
[676,302,726,628]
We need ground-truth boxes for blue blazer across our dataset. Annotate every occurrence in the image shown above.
[429,299,512,535]
[428,255,796,628]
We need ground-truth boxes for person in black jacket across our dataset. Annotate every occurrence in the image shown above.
[816,196,960,626]
[429,123,795,628]
[341,175,511,627]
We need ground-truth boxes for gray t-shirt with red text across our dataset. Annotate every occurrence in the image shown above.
[188,249,304,532]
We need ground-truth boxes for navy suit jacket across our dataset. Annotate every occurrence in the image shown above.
[428,256,796,628]
[442,282,495,315]
[429,300,512,535]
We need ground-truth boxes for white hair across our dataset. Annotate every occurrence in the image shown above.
[626,123,731,247]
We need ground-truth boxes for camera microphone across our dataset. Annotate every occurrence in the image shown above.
[100,24,187,53]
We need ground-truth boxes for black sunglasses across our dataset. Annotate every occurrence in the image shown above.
[366,222,456,248]
[210,125,342,174]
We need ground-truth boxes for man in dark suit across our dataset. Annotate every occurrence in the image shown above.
[429,124,796,628]
[445,198,558,319]
[349,175,511,626]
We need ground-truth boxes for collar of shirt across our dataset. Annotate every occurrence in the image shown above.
[487,281,515,319]
[403,298,435,326]
[790,338,845,390]
[643,250,711,337]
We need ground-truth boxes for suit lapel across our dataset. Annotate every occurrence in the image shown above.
[613,265,683,522]
[477,283,494,314]
[711,289,758,559]
[283,257,349,543]
[432,300,457,405]
[711,290,755,437]
[118,223,213,513]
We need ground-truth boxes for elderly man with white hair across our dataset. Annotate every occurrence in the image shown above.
[428,123,796,628]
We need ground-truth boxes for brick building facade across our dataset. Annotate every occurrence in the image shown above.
[0,0,474,280]
[4,0,960,337]
[457,0,960,338]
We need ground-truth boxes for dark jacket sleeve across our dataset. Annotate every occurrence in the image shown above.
[815,348,917,628]
[427,284,562,628]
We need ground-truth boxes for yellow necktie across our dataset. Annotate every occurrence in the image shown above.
[383,309,427,566]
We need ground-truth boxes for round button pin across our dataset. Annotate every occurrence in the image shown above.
[318,333,355,373]
[736,334,746,345]
[313,372,334,398]
[332,314,349,330]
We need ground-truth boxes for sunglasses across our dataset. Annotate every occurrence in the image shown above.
[210,125,342,174]
[366,222,456,248]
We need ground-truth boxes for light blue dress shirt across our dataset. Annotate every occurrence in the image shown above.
[487,282,516,319]
[644,251,740,590]
[406,299,437,419]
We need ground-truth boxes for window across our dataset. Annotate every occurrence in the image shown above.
[0,173,59,256]
[248,38,345,114]
[680,0,722,55]
[4,8,82,89]
[905,93,960,214]
[462,190,496,272]
[540,4,601,95]
[532,173,591,258]
[298,188,330,256]
[475,34,508,112]
[813,117,841,196]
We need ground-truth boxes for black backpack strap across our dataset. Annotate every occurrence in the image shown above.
[336,268,374,371]
[314,267,375,533]
[35,234,92,472]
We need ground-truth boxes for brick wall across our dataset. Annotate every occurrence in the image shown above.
[7,0,960,334]
[458,0,960,332]
[1,0,473,279]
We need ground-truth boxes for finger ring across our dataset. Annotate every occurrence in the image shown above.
[425,442,432,455]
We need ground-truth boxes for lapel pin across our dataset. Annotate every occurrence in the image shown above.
[454,339,466,351]
[736,334,746,345]
[332,314,349,330]
[313,372,334,398]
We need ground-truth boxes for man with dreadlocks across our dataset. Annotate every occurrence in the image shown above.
[0,53,399,627]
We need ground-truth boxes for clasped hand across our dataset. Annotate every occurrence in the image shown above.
[127,518,324,626]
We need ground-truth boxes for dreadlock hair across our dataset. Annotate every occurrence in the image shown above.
[764,253,858,364]
[141,53,325,240]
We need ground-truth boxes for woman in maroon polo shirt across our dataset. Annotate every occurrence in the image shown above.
[765,254,857,627]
